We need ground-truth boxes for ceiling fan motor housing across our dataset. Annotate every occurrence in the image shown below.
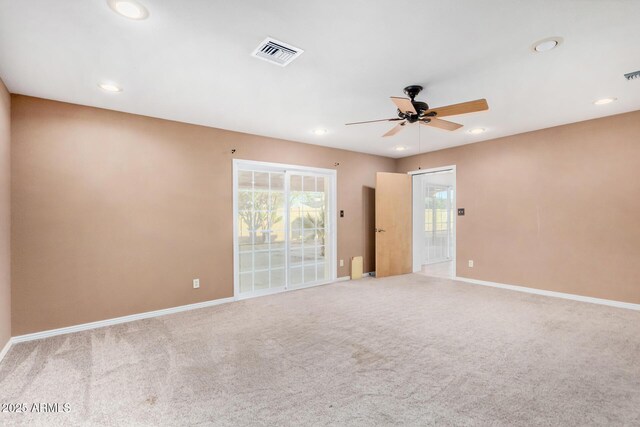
[403,85,423,100]
[398,85,430,122]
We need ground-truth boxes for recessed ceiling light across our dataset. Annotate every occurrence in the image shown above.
[394,146,408,152]
[313,128,328,135]
[593,97,617,105]
[98,82,123,93]
[532,37,563,53]
[107,0,149,20]
[467,128,486,135]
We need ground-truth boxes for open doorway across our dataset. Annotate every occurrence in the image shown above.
[411,166,456,279]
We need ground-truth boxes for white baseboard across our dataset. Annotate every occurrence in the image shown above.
[9,276,351,346]
[11,296,235,344]
[455,276,640,311]
[0,338,11,365]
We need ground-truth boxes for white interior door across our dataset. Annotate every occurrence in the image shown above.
[234,160,336,299]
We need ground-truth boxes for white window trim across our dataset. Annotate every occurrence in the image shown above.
[232,159,338,300]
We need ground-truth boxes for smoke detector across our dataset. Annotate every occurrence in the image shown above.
[251,37,304,67]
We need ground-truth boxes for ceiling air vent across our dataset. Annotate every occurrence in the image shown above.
[624,70,640,81]
[251,37,304,67]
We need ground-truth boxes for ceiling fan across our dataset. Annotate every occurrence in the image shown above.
[346,85,489,137]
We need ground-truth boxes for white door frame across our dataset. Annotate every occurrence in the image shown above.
[407,165,457,277]
[232,159,338,300]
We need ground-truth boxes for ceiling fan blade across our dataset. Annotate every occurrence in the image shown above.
[345,118,402,126]
[421,118,463,131]
[390,97,417,114]
[425,98,488,118]
[382,121,406,137]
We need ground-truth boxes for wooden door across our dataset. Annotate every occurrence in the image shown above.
[375,172,413,278]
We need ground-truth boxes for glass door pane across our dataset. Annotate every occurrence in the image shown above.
[288,173,330,287]
[423,184,452,264]
[237,169,286,294]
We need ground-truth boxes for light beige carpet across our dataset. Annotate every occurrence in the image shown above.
[1,274,639,426]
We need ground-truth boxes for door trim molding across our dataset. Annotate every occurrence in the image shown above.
[233,159,338,175]
[407,165,456,176]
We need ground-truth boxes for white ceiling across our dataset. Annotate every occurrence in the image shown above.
[1,0,639,158]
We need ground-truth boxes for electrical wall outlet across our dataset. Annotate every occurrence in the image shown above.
[468,260,474,268]
[340,259,344,267]
[193,278,200,289]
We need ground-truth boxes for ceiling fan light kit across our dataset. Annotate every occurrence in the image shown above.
[346,85,489,137]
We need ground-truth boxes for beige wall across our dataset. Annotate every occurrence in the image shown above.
[10,93,640,336]
[397,110,640,304]
[11,95,395,335]
[0,80,10,348]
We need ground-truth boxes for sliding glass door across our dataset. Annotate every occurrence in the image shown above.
[234,160,336,298]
